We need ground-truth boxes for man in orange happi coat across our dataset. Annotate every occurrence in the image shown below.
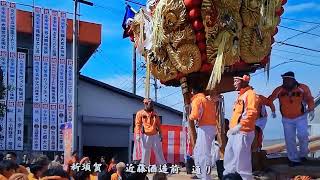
[223,74,258,180]
[134,98,166,166]
[268,71,315,167]
[189,85,218,180]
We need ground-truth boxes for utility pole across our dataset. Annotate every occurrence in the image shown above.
[72,0,93,155]
[132,45,136,95]
[153,76,158,102]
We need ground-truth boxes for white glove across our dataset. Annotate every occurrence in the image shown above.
[227,124,242,137]
[271,112,277,118]
[308,110,315,121]
[135,135,141,141]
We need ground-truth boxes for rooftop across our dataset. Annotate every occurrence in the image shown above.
[16,9,101,70]
[79,75,183,116]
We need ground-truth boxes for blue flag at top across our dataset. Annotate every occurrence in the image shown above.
[122,5,136,38]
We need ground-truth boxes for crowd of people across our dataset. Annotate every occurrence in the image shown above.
[0,152,168,180]
[1,71,315,180]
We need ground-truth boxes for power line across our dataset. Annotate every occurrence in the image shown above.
[282,17,320,25]
[275,42,320,53]
[274,25,320,47]
[273,54,320,66]
[122,66,144,89]
[272,48,320,58]
[252,55,320,77]
[93,3,123,15]
[158,89,181,101]
[170,101,183,107]
[123,64,144,89]
[121,59,145,89]
[14,2,77,15]
[279,25,320,38]
[93,49,135,90]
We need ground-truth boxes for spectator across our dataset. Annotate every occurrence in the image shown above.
[48,161,63,170]
[100,157,105,164]
[8,173,28,180]
[4,152,28,175]
[126,161,148,180]
[73,170,90,180]
[79,157,90,165]
[41,168,69,180]
[20,155,30,168]
[67,151,79,177]
[60,155,64,165]
[52,155,61,164]
[111,162,126,180]
[29,155,50,180]
[4,152,16,161]
[0,160,19,179]
[152,173,167,180]
[97,164,111,180]
[107,157,117,173]
[71,151,79,163]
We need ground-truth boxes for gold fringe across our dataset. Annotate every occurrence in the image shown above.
[264,0,279,28]
[206,32,230,90]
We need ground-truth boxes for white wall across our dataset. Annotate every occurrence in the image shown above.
[78,80,182,126]
[77,79,183,161]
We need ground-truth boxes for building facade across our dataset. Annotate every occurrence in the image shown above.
[1,7,183,163]
[77,76,183,162]
[0,7,100,156]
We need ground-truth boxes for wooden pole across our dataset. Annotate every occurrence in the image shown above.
[145,54,150,98]
[132,46,137,95]
[218,95,227,159]
[180,77,196,149]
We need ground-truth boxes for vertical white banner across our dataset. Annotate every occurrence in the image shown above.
[0,1,8,150]
[6,101,15,150]
[32,7,42,151]
[41,8,50,151]
[57,11,67,151]
[6,2,16,150]
[66,58,73,122]
[16,52,25,150]
[49,10,58,151]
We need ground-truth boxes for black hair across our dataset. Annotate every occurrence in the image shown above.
[191,85,205,94]
[42,168,69,178]
[30,164,44,175]
[0,160,19,173]
[33,155,50,167]
[153,172,167,180]
[98,170,112,180]
[72,151,78,156]
[6,152,17,158]
[73,170,90,180]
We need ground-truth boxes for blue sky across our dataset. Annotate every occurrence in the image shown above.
[15,0,320,139]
